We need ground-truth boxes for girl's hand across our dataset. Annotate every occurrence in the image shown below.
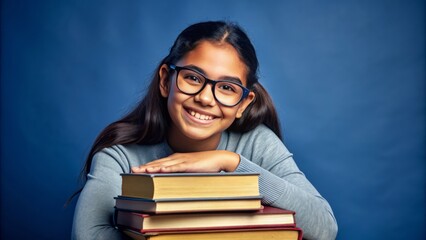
[131,150,240,173]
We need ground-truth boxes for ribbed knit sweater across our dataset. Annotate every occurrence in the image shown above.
[72,125,337,240]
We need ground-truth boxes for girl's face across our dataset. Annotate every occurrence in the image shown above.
[159,40,255,150]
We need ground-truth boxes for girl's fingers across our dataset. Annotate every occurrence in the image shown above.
[142,154,185,166]
[158,162,190,173]
[131,166,146,173]
[142,157,171,166]
[132,159,184,173]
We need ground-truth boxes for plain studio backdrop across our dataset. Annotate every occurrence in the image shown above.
[1,0,424,239]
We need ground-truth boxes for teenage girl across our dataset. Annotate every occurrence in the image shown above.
[71,21,338,240]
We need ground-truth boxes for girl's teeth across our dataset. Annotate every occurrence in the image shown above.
[189,110,212,120]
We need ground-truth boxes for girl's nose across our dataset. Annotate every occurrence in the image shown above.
[194,84,216,106]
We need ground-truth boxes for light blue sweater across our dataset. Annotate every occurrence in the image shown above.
[72,125,337,240]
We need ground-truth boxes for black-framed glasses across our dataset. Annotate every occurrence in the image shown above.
[169,64,250,107]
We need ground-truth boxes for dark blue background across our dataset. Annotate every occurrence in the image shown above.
[1,0,424,239]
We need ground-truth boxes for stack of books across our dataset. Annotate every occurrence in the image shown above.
[114,172,303,240]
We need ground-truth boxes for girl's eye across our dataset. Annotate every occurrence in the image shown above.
[218,83,237,92]
[183,74,202,83]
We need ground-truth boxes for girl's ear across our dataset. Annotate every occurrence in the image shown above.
[236,91,255,119]
[159,64,170,97]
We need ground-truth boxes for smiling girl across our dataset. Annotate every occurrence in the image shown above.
[71,21,337,240]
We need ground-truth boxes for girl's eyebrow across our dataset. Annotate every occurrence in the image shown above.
[183,64,243,84]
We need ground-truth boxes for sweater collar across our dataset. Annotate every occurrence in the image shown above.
[162,131,229,153]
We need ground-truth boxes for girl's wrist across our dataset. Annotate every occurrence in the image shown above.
[220,151,240,172]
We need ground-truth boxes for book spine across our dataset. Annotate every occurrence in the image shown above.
[117,224,298,234]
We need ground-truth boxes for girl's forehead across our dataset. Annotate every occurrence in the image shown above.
[176,41,248,84]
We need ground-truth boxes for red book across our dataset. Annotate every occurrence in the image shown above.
[116,205,296,233]
[122,227,303,240]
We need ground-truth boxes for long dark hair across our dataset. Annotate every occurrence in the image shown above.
[67,21,281,204]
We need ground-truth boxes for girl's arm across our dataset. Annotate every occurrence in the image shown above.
[236,154,338,240]
[72,148,130,240]
[233,126,338,240]
[131,150,240,173]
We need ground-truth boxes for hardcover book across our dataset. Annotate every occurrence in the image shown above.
[114,195,262,214]
[115,205,296,233]
[122,227,303,240]
[120,172,260,199]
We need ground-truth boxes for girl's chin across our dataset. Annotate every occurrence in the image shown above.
[181,128,220,141]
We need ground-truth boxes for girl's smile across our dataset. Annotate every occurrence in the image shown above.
[184,106,217,124]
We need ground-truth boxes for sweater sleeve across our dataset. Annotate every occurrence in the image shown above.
[233,126,338,240]
[71,147,131,240]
